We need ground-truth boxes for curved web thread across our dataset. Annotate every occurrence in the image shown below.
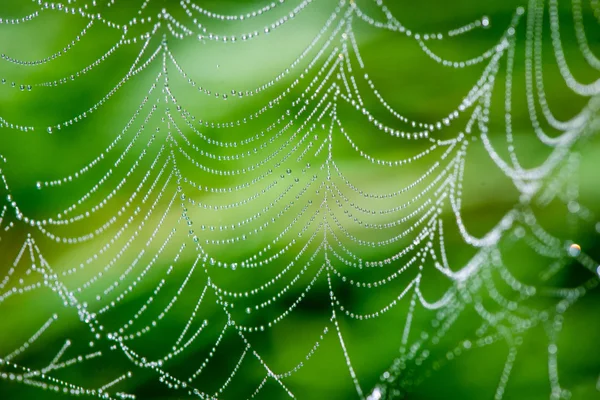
[0,0,599,399]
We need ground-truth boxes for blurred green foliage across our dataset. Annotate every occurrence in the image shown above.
[1,0,600,399]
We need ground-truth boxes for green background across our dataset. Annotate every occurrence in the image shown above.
[1,0,599,399]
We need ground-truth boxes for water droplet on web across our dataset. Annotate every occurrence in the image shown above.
[367,386,382,400]
[246,307,252,314]
[568,201,580,213]
[36,181,42,189]
[481,16,490,27]
[568,243,581,257]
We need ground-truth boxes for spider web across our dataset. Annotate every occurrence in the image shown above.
[0,0,599,399]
